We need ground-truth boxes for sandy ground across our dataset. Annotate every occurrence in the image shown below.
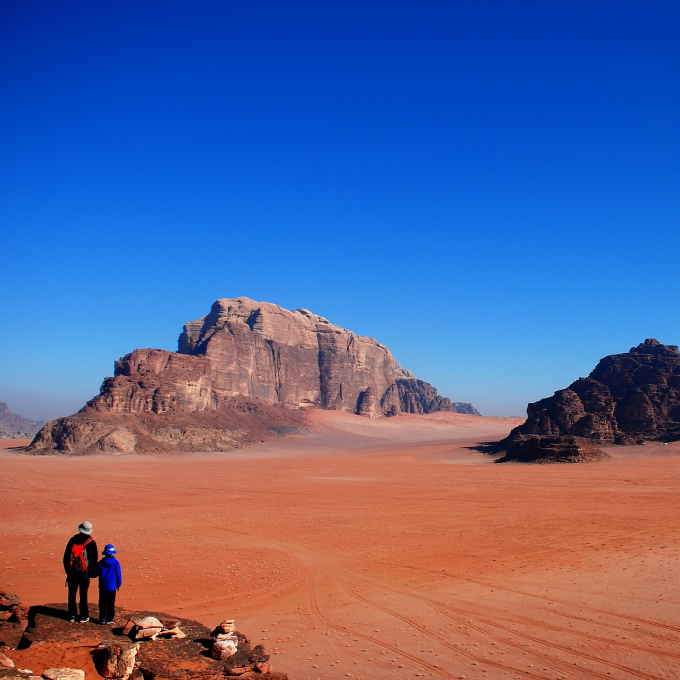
[1,411,680,680]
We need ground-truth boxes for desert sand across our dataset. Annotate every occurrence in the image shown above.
[1,411,680,680]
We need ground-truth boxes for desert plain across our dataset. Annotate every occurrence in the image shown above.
[1,410,680,680]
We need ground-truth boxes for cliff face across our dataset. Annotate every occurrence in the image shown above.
[171,298,474,417]
[29,298,475,454]
[497,339,680,462]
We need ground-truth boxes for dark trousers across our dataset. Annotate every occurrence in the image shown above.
[99,588,117,623]
[67,572,90,618]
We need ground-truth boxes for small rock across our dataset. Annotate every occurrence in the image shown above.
[42,669,85,680]
[133,627,162,640]
[131,617,162,630]
[93,641,139,679]
[211,639,237,660]
[0,655,14,669]
[0,595,20,609]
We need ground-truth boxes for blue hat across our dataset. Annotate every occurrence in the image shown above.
[103,544,117,555]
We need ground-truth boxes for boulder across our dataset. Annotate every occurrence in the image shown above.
[131,616,162,630]
[212,639,238,660]
[93,641,139,679]
[41,669,85,680]
[0,654,14,669]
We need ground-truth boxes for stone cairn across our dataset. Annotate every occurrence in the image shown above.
[120,616,185,641]
[211,619,238,660]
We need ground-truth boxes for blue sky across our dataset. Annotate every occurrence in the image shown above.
[1,1,679,420]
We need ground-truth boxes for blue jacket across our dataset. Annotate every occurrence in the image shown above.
[98,556,122,591]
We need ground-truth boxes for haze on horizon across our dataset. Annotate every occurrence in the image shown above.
[1,1,680,422]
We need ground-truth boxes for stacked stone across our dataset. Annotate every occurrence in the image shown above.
[121,616,185,641]
[211,620,238,659]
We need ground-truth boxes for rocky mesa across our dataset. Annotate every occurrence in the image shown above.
[496,339,680,462]
[28,297,477,454]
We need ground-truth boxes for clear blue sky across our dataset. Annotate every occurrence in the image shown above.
[2,1,679,421]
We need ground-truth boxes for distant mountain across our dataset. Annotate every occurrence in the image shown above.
[0,401,40,435]
[30,297,478,454]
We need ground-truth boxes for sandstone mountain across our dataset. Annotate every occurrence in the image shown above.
[0,401,39,436]
[496,339,680,462]
[29,297,477,454]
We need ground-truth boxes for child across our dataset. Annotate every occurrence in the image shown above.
[97,544,122,625]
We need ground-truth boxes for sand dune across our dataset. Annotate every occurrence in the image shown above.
[2,411,680,679]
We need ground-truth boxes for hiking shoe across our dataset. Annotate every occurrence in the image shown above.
[79,617,90,623]
[69,616,77,622]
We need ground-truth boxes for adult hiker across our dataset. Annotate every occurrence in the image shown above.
[97,543,122,625]
[63,521,98,622]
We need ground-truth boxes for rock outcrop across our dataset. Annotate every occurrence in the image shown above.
[496,339,680,462]
[28,298,477,454]
[8,598,287,680]
[0,591,28,649]
[0,402,39,437]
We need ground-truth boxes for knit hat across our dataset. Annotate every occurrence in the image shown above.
[103,544,117,556]
[78,521,93,535]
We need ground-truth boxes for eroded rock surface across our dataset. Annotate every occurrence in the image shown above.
[20,603,286,680]
[29,298,477,454]
[496,339,680,462]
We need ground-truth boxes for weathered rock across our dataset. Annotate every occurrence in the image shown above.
[92,641,139,679]
[214,619,235,635]
[0,669,27,680]
[496,339,680,462]
[28,298,477,455]
[41,669,85,680]
[0,402,39,437]
[496,435,610,464]
[0,625,22,650]
[0,594,20,609]
[131,616,162,630]
[212,638,238,660]
[0,654,14,668]
[21,604,286,680]
[133,627,161,640]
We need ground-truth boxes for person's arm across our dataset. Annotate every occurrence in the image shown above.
[86,540,98,574]
[63,537,73,574]
[116,561,122,589]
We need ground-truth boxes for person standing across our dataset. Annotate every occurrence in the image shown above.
[63,521,98,622]
[97,544,122,625]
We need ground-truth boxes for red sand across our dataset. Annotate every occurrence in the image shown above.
[2,411,680,680]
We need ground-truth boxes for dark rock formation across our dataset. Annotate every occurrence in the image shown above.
[0,402,39,437]
[28,298,477,454]
[496,339,680,462]
[495,435,610,464]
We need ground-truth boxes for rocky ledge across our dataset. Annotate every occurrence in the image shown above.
[28,297,477,455]
[494,339,680,463]
[0,591,286,680]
